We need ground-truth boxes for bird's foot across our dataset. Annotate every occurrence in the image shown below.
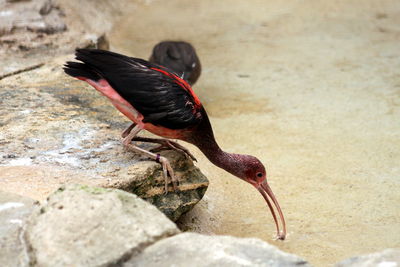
[124,143,179,194]
[156,154,179,194]
[151,140,197,162]
[121,124,180,193]
[133,137,197,162]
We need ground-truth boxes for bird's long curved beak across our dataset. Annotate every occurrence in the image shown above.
[257,180,286,240]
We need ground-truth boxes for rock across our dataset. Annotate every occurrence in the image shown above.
[335,249,400,267]
[0,0,131,79]
[40,4,67,34]
[79,33,110,50]
[0,0,209,219]
[0,0,66,35]
[108,150,208,221]
[0,0,67,78]
[0,191,36,267]
[39,0,53,16]
[0,59,208,221]
[24,184,180,267]
[124,232,310,267]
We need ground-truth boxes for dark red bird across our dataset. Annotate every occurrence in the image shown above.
[149,41,201,85]
[64,49,286,240]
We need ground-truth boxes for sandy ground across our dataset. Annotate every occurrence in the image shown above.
[110,0,400,265]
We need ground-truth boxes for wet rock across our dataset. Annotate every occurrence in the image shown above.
[336,249,400,267]
[125,233,310,267]
[0,191,36,267]
[0,59,209,220]
[24,184,179,267]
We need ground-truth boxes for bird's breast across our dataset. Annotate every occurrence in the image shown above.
[143,123,186,139]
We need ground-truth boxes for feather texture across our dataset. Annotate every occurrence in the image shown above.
[64,49,203,129]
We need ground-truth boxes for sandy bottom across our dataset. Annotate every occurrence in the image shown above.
[110,0,400,265]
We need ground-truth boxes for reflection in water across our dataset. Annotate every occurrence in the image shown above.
[110,1,400,265]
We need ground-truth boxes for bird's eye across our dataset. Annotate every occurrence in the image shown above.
[256,172,263,178]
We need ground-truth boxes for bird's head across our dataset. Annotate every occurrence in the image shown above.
[239,155,287,240]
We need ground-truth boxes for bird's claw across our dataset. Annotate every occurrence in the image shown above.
[129,136,197,162]
[158,155,179,194]
[150,140,197,162]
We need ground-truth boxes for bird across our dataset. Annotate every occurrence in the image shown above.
[149,41,201,85]
[63,48,286,240]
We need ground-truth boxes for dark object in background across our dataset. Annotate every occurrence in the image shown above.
[149,41,201,85]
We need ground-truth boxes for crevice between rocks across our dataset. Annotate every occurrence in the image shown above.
[0,63,45,80]
[109,229,179,267]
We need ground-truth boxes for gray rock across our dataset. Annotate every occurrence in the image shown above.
[0,191,36,267]
[0,59,208,221]
[109,150,208,221]
[124,233,310,267]
[0,0,132,78]
[0,0,66,35]
[0,0,66,78]
[336,249,400,267]
[24,184,180,267]
[0,0,208,225]
[79,33,110,50]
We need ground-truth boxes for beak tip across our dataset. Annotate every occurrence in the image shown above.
[258,183,287,242]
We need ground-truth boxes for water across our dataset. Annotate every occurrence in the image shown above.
[110,0,400,265]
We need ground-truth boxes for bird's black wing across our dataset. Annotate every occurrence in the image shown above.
[64,49,203,129]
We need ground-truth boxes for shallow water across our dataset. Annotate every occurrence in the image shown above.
[110,0,400,265]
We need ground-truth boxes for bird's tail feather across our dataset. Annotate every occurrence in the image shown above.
[63,61,101,81]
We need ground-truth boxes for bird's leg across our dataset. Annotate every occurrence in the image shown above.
[132,136,197,161]
[122,123,196,161]
[121,123,136,138]
[122,125,178,193]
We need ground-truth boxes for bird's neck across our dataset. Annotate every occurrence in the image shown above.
[204,146,244,179]
[186,109,244,178]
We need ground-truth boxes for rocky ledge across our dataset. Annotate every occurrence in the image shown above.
[0,0,207,221]
[0,57,208,221]
[2,186,399,266]
[1,185,310,267]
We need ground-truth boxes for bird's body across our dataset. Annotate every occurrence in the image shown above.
[67,49,203,139]
[149,41,201,85]
[64,49,286,240]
